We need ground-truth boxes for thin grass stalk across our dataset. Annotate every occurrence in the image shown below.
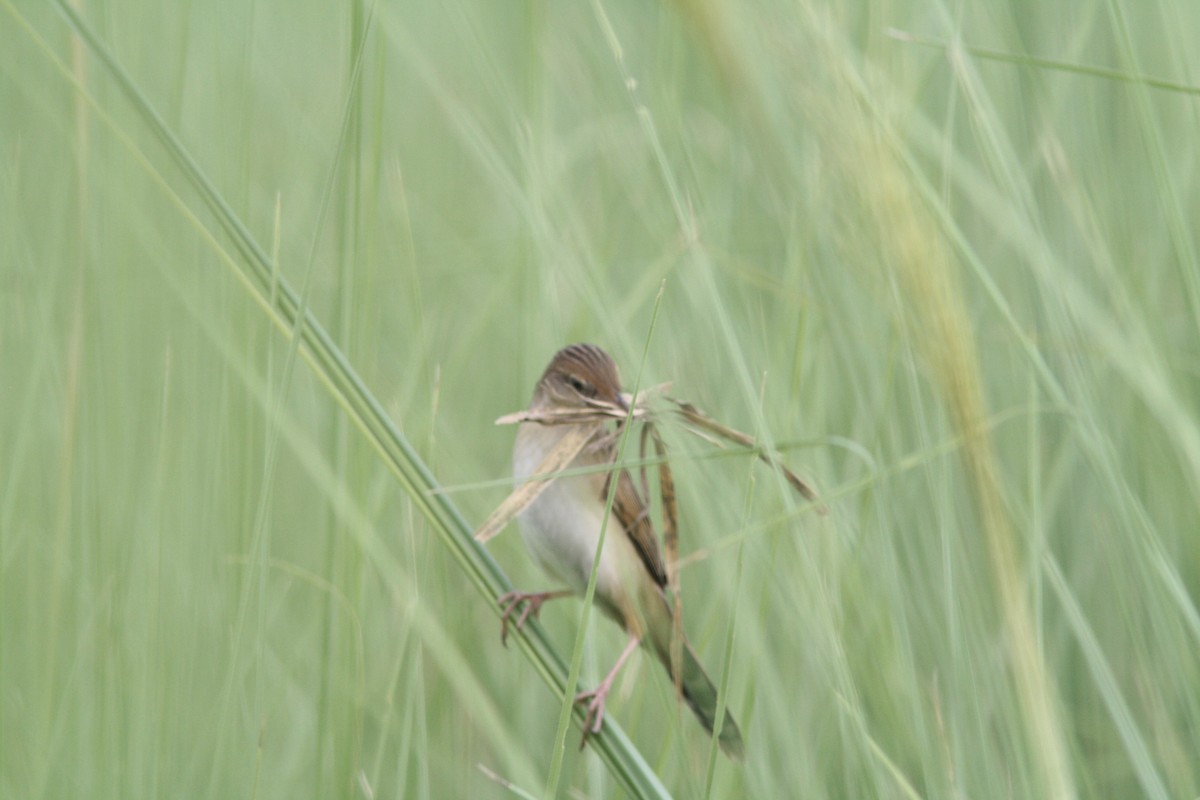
[544,282,666,796]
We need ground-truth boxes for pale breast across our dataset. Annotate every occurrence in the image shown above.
[512,423,640,616]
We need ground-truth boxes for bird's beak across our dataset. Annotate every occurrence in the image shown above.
[616,392,632,411]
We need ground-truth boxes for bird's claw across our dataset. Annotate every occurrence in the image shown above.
[497,590,564,646]
[574,685,609,749]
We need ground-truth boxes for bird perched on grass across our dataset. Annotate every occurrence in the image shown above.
[498,343,744,758]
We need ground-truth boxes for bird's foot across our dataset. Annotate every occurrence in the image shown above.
[573,681,613,749]
[497,590,570,646]
[572,634,640,749]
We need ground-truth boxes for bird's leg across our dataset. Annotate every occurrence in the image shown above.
[497,590,572,646]
[575,634,641,749]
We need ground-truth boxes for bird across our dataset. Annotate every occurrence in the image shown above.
[499,342,744,758]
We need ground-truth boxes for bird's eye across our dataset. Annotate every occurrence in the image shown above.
[566,376,595,397]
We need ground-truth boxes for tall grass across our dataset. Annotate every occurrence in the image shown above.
[2,0,1198,797]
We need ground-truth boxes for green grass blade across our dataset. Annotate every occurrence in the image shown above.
[42,3,670,797]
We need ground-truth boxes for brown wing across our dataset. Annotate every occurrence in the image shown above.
[610,467,668,588]
[584,424,669,588]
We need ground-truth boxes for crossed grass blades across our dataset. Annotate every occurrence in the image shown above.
[474,384,825,717]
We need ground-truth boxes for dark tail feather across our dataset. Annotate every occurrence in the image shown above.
[656,637,745,759]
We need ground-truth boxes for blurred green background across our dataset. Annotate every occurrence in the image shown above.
[3,0,1199,797]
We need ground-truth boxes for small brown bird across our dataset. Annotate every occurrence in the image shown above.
[500,343,744,757]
